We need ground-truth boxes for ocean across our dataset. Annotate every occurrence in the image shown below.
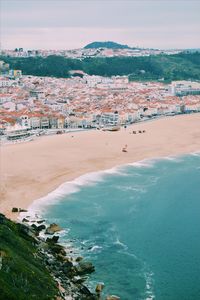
[29,153,200,300]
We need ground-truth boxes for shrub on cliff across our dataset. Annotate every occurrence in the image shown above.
[0,214,58,300]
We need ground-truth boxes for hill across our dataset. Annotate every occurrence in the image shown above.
[84,41,131,49]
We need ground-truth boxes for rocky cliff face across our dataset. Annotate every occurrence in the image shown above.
[0,213,98,300]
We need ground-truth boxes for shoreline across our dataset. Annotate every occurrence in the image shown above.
[23,151,199,300]
[1,113,200,220]
[19,153,198,218]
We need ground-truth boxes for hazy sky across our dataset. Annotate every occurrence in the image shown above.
[1,0,200,50]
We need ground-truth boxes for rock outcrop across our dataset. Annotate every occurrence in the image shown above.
[75,261,95,276]
[45,223,62,234]
[0,213,120,300]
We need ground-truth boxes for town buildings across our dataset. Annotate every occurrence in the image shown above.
[0,47,182,59]
[0,66,200,140]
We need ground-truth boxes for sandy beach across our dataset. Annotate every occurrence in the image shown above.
[1,113,200,220]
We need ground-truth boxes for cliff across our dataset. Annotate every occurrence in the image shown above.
[0,213,100,300]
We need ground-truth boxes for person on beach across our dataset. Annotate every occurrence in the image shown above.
[122,144,128,152]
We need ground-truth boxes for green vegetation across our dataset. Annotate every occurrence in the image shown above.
[84,41,131,49]
[1,52,200,82]
[0,214,58,300]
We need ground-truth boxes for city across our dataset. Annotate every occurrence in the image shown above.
[0,59,200,143]
[1,1,200,299]
[0,45,182,59]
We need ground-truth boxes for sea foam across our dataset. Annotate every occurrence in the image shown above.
[20,154,193,220]
[21,166,126,218]
[191,151,200,157]
[128,160,155,168]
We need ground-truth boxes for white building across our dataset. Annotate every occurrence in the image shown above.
[30,117,41,129]
[170,81,200,96]
[101,111,119,126]
[19,115,31,128]
[0,78,16,87]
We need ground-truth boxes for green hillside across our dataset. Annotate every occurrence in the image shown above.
[84,41,131,49]
[0,214,99,300]
[0,214,58,300]
[1,52,200,82]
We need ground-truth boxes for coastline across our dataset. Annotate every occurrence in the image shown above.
[19,154,194,218]
[1,113,200,220]
[27,152,200,300]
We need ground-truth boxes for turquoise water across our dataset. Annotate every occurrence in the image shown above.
[37,154,200,300]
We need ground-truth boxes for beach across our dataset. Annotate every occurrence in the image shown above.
[1,113,200,220]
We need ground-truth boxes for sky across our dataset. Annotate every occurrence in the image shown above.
[1,0,200,50]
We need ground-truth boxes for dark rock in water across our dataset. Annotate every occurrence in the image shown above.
[80,285,97,299]
[19,208,28,212]
[106,296,120,300]
[45,223,62,235]
[72,276,85,284]
[95,283,104,294]
[76,256,83,262]
[31,224,46,232]
[31,224,38,230]
[12,207,18,212]
[37,224,46,231]
[22,218,29,223]
[75,261,95,275]
[46,235,59,244]
[52,235,59,243]
[37,220,45,224]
